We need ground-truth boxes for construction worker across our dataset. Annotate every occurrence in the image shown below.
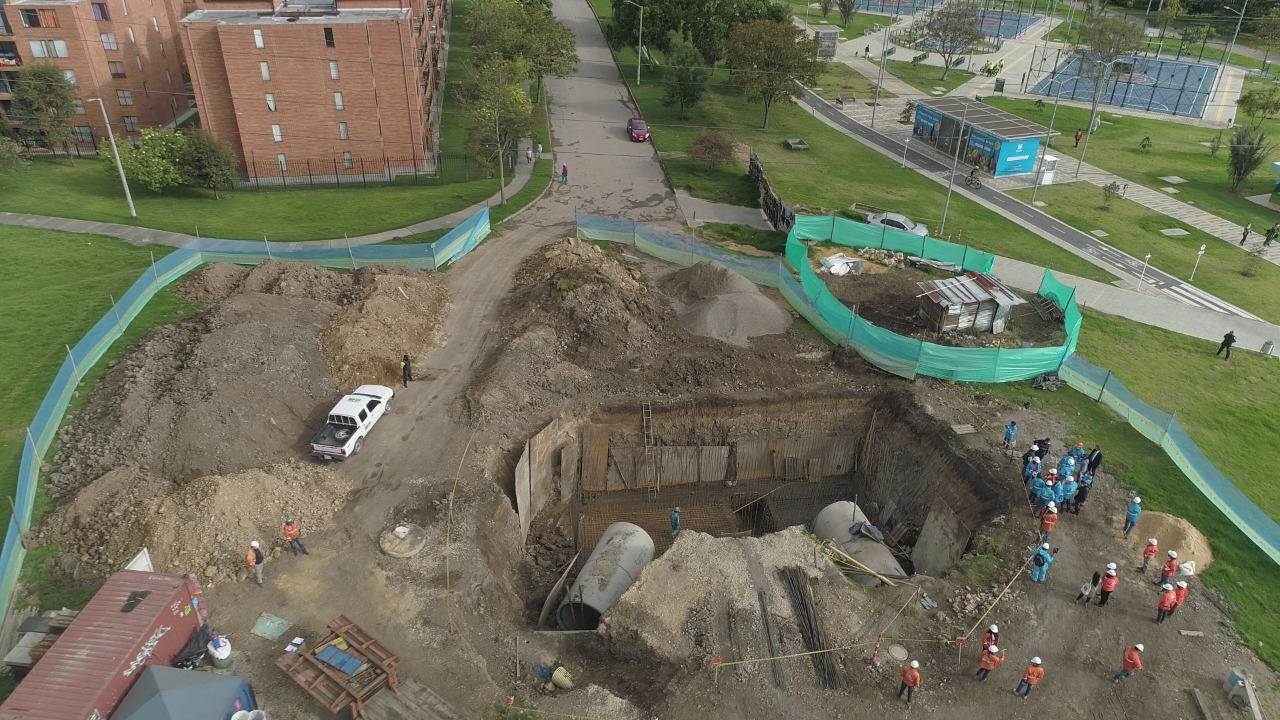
[1097,568,1120,605]
[1156,584,1178,624]
[1113,644,1144,682]
[1033,477,1056,516]
[1021,444,1040,469]
[1123,497,1142,539]
[1028,473,1047,503]
[283,517,309,556]
[1051,475,1068,505]
[976,645,1004,682]
[1139,538,1159,573]
[1170,580,1190,615]
[1157,550,1179,587]
[1039,504,1058,543]
[1014,657,1044,699]
[1002,421,1018,449]
[897,660,921,705]
[670,507,681,538]
[1056,454,1075,478]
[1060,475,1079,513]
[1034,439,1050,459]
[1070,441,1087,462]
[1073,472,1093,514]
[1030,543,1053,583]
[400,354,413,388]
[1024,455,1043,487]
[982,624,999,652]
[246,540,265,587]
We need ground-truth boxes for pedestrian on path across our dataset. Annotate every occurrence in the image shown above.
[1123,497,1142,538]
[1074,129,1083,147]
[1077,571,1102,604]
[1265,224,1278,247]
[1086,445,1103,475]
[536,142,543,160]
[1097,568,1120,605]
[1240,223,1252,246]
[1113,644,1144,682]
[561,164,569,185]
[401,354,413,387]
[898,661,921,704]
[1170,580,1189,615]
[1157,551,1179,587]
[283,517,309,556]
[1039,505,1059,544]
[976,646,1004,682]
[1139,538,1159,573]
[1217,331,1237,360]
[526,146,533,164]
[1030,543,1054,583]
[1014,658,1044,699]
[1001,420,1018,449]
[670,506,681,538]
[246,540,265,587]
[865,45,871,58]
[1156,584,1178,623]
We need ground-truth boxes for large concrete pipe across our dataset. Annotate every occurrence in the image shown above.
[814,501,906,586]
[557,522,655,631]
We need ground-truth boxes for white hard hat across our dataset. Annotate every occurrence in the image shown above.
[1135,644,1144,652]
[1031,444,1039,451]
[1168,550,1177,558]
[1148,538,1158,545]
[989,624,999,633]
[1176,581,1188,588]
[1042,543,1050,550]
[1067,457,1075,465]
[1031,657,1042,665]
[1133,497,1141,503]
[1107,569,1116,576]
[910,660,919,668]
[1162,584,1173,591]
[1048,502,1056,509]
[1107,563,1117,570]
[250,540,260,548]
[988,645,999,653]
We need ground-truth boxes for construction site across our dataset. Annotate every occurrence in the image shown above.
[4,226,1278,720]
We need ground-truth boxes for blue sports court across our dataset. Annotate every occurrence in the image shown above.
[1030,55,1217,118]
[860,0,946,16]
[978,10,1043,39]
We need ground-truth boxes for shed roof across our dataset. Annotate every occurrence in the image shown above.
[113,666,249,720]
[917,98,1055,140]
[918,273,1027,308]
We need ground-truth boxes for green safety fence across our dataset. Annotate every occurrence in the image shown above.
[0,208,491,623]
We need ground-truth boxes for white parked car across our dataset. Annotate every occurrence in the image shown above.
[866,211,930,237]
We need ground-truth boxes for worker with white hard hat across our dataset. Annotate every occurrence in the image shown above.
[898,660,922,705]
[1157,584,1178,624]
[982,624,999,652]
[976,644,1004,682]
[1015,657,1044,698]
[1114,644,1144,682]
[246,540,265,587]
[1140,537,1159,573]
[1158,550,1179,588]
[1124,497,1143,539]
[1171,580,1190,616]
[1098,568,1120,606]
[1030,543,1054,583]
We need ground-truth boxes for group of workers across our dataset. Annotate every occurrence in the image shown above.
[245,517,309,587]
[892,422,1195,705]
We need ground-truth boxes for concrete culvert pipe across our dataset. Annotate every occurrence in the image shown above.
[557,522,655,631]
[814,501,907,586]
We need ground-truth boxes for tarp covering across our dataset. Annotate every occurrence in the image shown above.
[113,666,255,720]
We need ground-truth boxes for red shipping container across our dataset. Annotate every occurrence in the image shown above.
[0,571,206,720]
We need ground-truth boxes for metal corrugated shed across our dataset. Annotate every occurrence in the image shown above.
[917,98,1055,140]
[0,571,206,720]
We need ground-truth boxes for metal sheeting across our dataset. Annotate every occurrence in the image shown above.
[918,273,1025,333]
[735,436,859,482]
[608,446,730,489]
[580,424,611,494]
[917,97,1052,140]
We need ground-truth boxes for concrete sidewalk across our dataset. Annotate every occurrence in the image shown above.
[0,155,539,249]
[673,190,773,231]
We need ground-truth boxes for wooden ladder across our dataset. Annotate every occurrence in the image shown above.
[642,401,659,502]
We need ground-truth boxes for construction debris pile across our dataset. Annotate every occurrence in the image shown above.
[857,248,910,269]
[660,261,791,347]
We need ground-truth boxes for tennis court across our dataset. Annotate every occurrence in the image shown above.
[1030,54,1217,118]
[861,0,946,15]
[978,10,1043,39]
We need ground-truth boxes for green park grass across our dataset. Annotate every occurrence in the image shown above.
[1009,182,1280,323]
[782,0,891,40]
[694,222,789,254]
[987,97,1280,233]
[813,62,897,102]
[883,59,977,95]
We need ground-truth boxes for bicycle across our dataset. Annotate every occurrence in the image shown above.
[965,174,982,190]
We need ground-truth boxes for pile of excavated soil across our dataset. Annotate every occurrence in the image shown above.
[177,260,351,304]
[1127,511,1214,571]
[660,262,791,347]
[35,461,349,586]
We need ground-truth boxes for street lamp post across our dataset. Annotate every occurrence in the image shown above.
[1223,2,1248,71]
[87,97,136,218]
[1138,252,1152,288]
[870,24,891,127]
[1075,58,1118,178]
[1191,244,1206,281]
[624,0,644,86]
[1030,75,1083,205]
[940,100,973,235]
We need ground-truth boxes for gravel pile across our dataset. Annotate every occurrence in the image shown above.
[660,262,791,347]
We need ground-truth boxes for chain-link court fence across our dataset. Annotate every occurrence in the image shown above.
[0,207,491,627]
[1027,48,1218,119]
[576,212,1082,382]
[1058,354,1280,566]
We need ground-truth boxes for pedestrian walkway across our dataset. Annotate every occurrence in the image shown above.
[0,156,539,249]
[674,190,773,231]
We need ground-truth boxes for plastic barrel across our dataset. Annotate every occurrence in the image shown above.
[231,713,250,720]
[247,711,266,720]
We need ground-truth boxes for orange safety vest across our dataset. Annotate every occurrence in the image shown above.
[1158,590,1178,611]
[1040,512,1058,532]
[1143,544,1159,559]
[1122,646,1143,671]
[246,548,262,569]
[1162,559,1179,577]
[982,631,997,651]
[1023,666,1045,685]
[1175,587,1189,606]
[283,521,301,541]
[979,651,1004,671]
[1101,575,1119,592]
[900,667,921,687]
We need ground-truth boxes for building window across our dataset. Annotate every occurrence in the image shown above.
[342,151,353,169]
[253,29,264,48]
[159,42,165,58]
[73,99,86,115]
[263,93,275,111]
[29,40,70,58]
[142,81,149,97]
[116,89,133,106]
[73,126,94,143]
[260,61,270,81]
[123,116,139,131]
[151,16,158,31]
[62,70,77,86]
[120,0,129,15]
[277,153,288,172]
[324,27,334,47]
[101,32,118,51]
[328,60,339,80]
[271,124,282,142]
[20,9,59,28]
[338,121,348,140]
[165,68,172,84]
[108,61,125,78]
[135,54,143,70]
[92,3,111,21]
[333,92,344,110]
[128,27,135,43]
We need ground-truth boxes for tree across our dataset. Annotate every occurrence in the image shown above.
[1238,84,1280,128]
[818,0,833,18]
[606,0,783,66]
[724,20,822,129]
[1076,13,1144,137]
[662,41,710,120]
[1228,126,1273,193]
[1209,130,1225,156]
[915,3,984,80]
[835,0,857,28]
[1179,24,1217,61]
[1152,0,1181,52]
[468,0,577,103]
[184,127,238,198]
[112,128,188,193]
[456,59,535,194]
[1254,9,1280,67]
[1101,180,1122,208]
[687,130,736,171]
[9,63,79,163]
[0,137,30,182]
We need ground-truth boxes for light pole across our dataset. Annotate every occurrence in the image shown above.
[1030,75,1083,205]
[87,97,136,218]
[1191,244,1206,281]
[940,100,973,235]
[1223,2,1247,70]
[870,24,891,127]
[1138,252,1152,288]
[1075,58,1117,178]
[624,0,644,86]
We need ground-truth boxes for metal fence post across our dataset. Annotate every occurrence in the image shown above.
[632,220,638,245]
[1097,371,1111,402]
[109,294,123,332]
[150,250,160,283]
[347,236,357,270]
[64,345,79,376]
[334,158,341,188]
[306,160,314,187]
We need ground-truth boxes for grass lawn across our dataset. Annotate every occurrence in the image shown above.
[812,62,897,102]
[987,97,1280,233]
[694,222,788,254]
[0,227,203,534]
[982,308,1280,668]
[781,0,893,40]
[884,59,976,95]
[1009,182,1280,323]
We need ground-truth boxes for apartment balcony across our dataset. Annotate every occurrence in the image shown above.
[0,45,21,68]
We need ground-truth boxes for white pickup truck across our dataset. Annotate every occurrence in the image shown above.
[309,385,395,461]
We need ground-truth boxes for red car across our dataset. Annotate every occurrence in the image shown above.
[627,117,650,142]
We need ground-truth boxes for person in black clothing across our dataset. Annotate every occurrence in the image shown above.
[1086,446,1103,476]
[401,354,413,387]
[1034,439,1051,460]
[1216,331,1237,360]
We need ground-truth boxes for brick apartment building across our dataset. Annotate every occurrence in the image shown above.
[180,0,447,182]
[0,0,191,148]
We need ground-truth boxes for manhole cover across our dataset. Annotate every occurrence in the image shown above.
[888,644,909,662]
[379,523,428,558]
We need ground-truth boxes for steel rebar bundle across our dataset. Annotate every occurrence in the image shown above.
[779,568,842,689]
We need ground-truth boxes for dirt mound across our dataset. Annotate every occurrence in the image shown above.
[176,262,251,303]
[320,269,450,388]
[660,261,758,301]
[660,262,791,347]
[1129,511,1214,571]
[177,260,353,305]
[37,461,349,585]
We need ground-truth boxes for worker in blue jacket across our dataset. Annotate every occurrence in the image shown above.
[1070,442,1087,462]
[1034,479,1056,515]
[1028,474,1047,503]
[1059,456,1078,479]
[1052,478,1068,506]
[1023,455,1042,484]
[1029,543,1054,583]
[1060,477,1079,513]
[1123,497,1142,538]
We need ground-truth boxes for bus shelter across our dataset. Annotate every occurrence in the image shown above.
[912,98,1055,178]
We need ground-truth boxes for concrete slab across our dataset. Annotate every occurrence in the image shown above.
[1159,175,1188,184]
[1161,228,1190,236]
[1033,201,1047,207]
[1091,230,1109,237]
[1161,187,1180,194]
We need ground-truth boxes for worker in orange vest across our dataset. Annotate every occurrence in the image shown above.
[1139,538,1159,573]
[1014,657,1044,698]
[283,517,309,556]
[1157,551,1179,587]
[982,624,999,652]
[1097,567,1120,605]
[897,660,921,705]
[246,540,265,587]
[975,645,1004,682]
[1113,644,1144,682]
[1156,584,1178,624]
[1039,504,1059,543]
[1170,580,1190,616]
